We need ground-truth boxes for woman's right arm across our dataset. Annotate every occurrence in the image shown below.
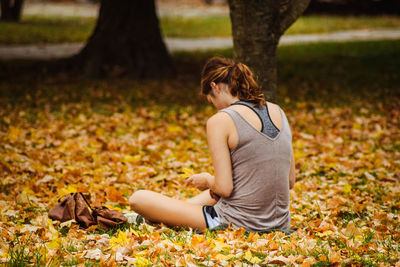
[205,113,234,198]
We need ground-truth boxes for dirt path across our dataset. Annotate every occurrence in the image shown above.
[22,1,229,18]
[0,29,399,60]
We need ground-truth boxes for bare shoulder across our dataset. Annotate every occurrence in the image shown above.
[207,111,232,128]
[207,111,235,147]
[266,101,284,130]
[266,101,281,110]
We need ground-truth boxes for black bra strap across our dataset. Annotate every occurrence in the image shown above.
[230,101,265,132]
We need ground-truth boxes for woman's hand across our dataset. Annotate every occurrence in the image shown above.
[186,172,214,191]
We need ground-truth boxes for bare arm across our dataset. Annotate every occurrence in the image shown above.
[205,113,233,197]
[289,148,296,189]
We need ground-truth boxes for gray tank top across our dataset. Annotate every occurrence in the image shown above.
[213,107,292,232]
[230,101,280,138]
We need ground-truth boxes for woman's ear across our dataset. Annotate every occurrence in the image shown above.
[210,82,217,90]
[210,82,220,94]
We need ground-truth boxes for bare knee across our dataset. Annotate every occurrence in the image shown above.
[129,190,150,212]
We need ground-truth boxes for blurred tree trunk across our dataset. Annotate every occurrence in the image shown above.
[228,0,310,101]
[0,0,24,21]
[74,0,175,78]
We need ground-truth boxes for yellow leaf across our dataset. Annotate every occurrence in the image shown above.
[58,184,77,196]
[46,237,61,250]
[215,253,234,261]
[317,230,334,237]
[129,227,143,237]
[250,256,262,264]
[180,167,195,179]
[244,251,252,261]
[292,214,305,221]
[109,231,128,249]
[294,140,304,149]
[244,250,262,264]
[78,113,86,122]
[374,130,385,138]
[0,250,10,259]
[296,102,307,109]
[47,219,59,236]
[343,184,352,194]
[136,256,151,266]
[294,151,304,159]
[213,240,230,252]
[123,155,141,163]
[167,125,182,133]
[93,166,108,174]
[355,235,363,242]
[353,122,362,130]
[7,126,20,141]
[105,205,123,213]
[326,163,337,168]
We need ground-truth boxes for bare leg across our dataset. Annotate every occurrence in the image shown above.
[129,190,207,231]
[186,189,217,206]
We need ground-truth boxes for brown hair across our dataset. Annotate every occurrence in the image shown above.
[201,57,265,108]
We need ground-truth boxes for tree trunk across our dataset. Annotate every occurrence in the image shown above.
[74,0,175,79]
[0,0,24,22]
[228,0,310,102]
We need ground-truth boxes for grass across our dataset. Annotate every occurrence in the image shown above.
[167,39,400,108]
[277,39,400,104]
[163,15,400,38]
[0,15,95,45]
[285,15,400,35]
[161,16,230,38]
[5,235,50,266]
[0,15,400,44]
[0,40,399,108]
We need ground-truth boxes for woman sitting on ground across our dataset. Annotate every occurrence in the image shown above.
[129,57,295,233]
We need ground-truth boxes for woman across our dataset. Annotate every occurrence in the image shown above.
[129,57,295,233]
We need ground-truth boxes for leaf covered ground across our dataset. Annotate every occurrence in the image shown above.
[0,42,399,266]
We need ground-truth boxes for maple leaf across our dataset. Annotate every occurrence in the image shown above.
[180,167,195,179]
[58,184,77,196]
[212,240,231,252]
[244,250,262,264]
[109,231,129,249]
[343,221,361,237]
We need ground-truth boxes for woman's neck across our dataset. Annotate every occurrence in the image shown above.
[227,97,240,106]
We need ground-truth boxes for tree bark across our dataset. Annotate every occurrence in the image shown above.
[228,0,310,102]
[73,0,175,79]
[0,0,24,21]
